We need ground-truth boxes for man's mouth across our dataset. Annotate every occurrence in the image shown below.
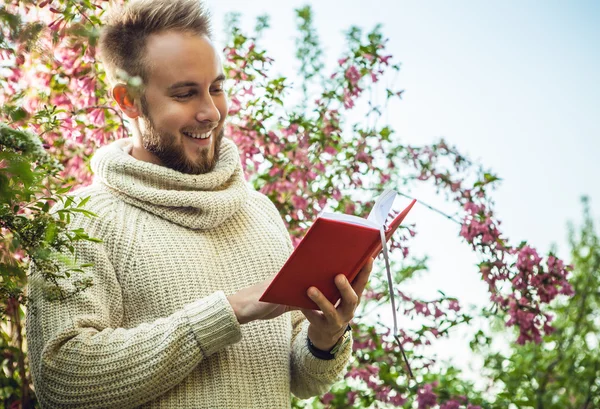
[183,131,211,140]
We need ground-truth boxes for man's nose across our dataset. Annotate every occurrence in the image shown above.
[195,94,221,124]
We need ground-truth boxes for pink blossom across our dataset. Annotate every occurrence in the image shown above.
[324,146,338,155]
[356,151,371,164]
[375,386,391,402]
[345,65,361,87]
[440,400,461,409]
[291,195,308,210]
[389,393,407,406]
[448,300,460,312]
[321,392,334,405]
[347,390,358,404]
[413,301,429,316]
[379,54,393,65]
[416,383,437,409]
[363,53,375,62]
[89,108,105,126]
[343,89,355,109]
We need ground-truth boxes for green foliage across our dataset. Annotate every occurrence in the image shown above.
[294,6,324,106]
[0,122,99,407]
[473,196,600,408]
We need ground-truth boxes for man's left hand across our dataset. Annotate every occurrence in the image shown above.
[301,257,374,351]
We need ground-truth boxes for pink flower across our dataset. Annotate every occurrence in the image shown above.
[345,65,361,87]
[89,108,105,126]
[379,54,393,65]
[440,400,461,409]
[347,391,358,404]
[389,393,407,406]
[375,386,391,402]
[413,301,429,316]
[356,151,371,164]
[291,195,308,210]
[343,89,355,109]
[448,300,460,312]
[416,384,437,409]
[321,392,334,405]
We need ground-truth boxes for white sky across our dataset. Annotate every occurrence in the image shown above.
[205,0,600,380]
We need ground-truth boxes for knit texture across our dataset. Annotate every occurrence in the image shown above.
[26,137,352,409]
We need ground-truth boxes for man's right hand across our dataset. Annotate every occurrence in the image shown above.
[227,278,294,324]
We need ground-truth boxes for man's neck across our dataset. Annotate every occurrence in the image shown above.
[129,130,163,166]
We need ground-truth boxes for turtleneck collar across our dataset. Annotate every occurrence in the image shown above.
[90,137,249,230]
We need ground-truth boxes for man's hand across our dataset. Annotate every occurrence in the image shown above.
[302,258,374,351]
[227,278,294,324]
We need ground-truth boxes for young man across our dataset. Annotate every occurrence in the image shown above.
[26,0,373,408]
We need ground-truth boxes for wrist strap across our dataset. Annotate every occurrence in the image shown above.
[307,324,351,360]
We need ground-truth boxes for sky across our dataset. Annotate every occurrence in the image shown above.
[204,0,600,379]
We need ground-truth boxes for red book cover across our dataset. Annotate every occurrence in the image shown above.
[260,195,417,309]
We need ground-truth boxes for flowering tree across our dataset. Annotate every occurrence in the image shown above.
[0,1,576,408]
[470,197,600,409]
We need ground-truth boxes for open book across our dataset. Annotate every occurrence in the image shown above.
[260,190,417,309]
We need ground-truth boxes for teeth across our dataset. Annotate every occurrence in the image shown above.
[184,132,210,140]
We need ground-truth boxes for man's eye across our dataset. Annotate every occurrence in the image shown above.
[174,92,195,99]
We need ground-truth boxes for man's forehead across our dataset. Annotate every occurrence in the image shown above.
[144,31,223,85]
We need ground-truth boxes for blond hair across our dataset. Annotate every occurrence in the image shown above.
[98,0,212,86]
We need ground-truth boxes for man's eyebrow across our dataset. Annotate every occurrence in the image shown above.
[167,81,198,91]
[167,75,226,91]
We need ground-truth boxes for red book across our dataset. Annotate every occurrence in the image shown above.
[260,190,417,309]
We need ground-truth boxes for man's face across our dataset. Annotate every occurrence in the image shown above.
[137,31,228,174]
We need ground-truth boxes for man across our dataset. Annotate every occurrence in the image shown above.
[26,0,373,408]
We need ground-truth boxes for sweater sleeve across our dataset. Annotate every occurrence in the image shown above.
[289,311,352,398]
[26,216,242,409]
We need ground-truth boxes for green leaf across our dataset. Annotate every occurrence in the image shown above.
[8,107,28,122]
[77,196,91,208]
[56,186,72,194]
[379,126,392,141]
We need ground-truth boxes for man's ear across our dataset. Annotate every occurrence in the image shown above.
[112,84,141,119]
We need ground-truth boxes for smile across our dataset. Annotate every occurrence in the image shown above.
[183,131,211,140]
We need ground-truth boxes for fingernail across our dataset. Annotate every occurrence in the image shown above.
[308,288,318,298]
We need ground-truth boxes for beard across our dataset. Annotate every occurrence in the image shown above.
[139,99,224,175]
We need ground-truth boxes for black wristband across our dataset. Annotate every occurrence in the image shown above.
[306,325,351,360]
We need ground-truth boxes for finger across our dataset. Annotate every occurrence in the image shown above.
[352,257,374,298]
[307,287,339,323]
[335,274,358,317]
[300,307,323,325]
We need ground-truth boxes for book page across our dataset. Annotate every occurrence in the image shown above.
[367,189,397,227]
[320,212,378,229]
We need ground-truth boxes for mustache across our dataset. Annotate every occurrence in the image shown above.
[182,124,219,134]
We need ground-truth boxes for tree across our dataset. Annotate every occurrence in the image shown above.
[0,125,98,407]
[0,1,575,407]
[470,197,600,408]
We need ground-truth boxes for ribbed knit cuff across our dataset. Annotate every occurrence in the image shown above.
[183,291,242,357]
[296,322,352,375]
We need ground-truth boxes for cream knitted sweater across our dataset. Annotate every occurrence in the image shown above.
[26,137,351,409]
